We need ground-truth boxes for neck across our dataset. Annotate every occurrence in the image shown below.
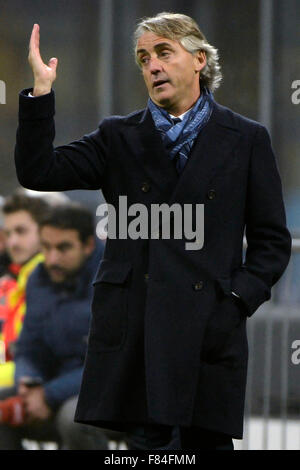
[20,251,40,267]
[162,92,201,117]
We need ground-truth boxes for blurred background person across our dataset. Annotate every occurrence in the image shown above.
[0,193,49,389]
[0,195,11,278]
[0,204,111,449]
[0,195,14,356]
[0,0,299,451]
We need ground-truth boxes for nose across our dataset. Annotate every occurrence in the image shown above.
[47,249,60,265]
[148,56,163,74]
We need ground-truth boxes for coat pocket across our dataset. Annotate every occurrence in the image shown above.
[215,277,232,297]
[215,276,246,317]
[88,259,132,352]
[201,277,247,366]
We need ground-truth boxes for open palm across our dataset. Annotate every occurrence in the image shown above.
[28,24,58,95]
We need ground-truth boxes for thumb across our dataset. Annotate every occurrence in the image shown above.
[48,57,58,70]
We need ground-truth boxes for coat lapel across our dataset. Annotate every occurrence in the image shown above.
[126,101,242,204]
[167,102,242,206]
[126,108,179,202]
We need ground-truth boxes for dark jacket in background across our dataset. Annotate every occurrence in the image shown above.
[14,240,104,410]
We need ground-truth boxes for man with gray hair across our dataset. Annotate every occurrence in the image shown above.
[14,12,291,450]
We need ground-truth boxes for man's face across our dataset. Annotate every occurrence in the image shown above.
[136,32,206,115]
[4,210,40,265]
[40,226,94,284]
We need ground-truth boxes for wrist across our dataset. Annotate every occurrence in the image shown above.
[231,293,247,316]
[33,83,52,96]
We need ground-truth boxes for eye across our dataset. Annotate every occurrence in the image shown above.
[140,56,149,65]
[160,50,170,58]
[16,227,27,235]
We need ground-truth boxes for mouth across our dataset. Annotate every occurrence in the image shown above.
[11,248,23,257]
[49,267,64,276]
[153,79,169,88]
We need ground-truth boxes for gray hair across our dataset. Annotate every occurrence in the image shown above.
[134,12,222,92]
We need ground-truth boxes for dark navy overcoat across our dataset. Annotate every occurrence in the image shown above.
[14,88,291,438]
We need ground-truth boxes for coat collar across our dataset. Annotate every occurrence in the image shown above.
[125,100,242,205]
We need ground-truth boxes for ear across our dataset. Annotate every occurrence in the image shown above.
[194,50,206,73]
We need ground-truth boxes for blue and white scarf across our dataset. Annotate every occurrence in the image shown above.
[148,87,214,173]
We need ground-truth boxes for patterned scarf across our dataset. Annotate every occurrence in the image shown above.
[148,87,214,173]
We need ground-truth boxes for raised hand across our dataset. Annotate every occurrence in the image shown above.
[28,24,58,96]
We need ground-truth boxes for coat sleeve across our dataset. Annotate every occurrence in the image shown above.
[14,88,108,191]
[231,125,292,317]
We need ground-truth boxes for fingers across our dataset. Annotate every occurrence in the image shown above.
[29,23,43,65]
[18,384,28,397]
[48,57,58,71]
[23,404,34,425]
[28,23,58,89]
[29,24,39,53]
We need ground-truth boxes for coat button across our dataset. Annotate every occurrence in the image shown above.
[141,182,151,193]
[194,281,203,290]
[207,189,216,200]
